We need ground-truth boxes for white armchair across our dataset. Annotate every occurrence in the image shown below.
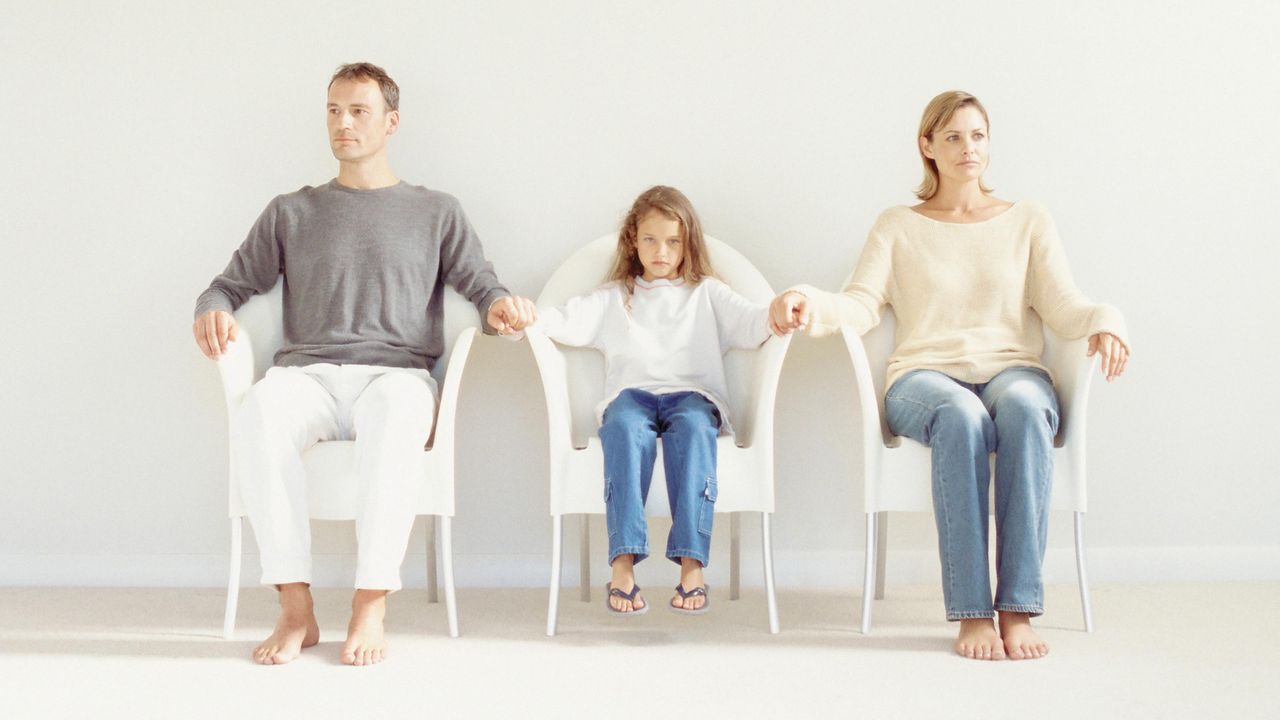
[841,310,1098,633]
[215,278,478,639]
[528,234,792,635]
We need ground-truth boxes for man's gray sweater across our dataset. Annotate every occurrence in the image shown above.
[195,179,509,371]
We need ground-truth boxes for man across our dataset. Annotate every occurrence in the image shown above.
[193,63,534,666]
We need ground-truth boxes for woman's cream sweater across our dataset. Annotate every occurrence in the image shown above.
[791,201,1128,391]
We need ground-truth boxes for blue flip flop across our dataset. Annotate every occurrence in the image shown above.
[669,583,710,615]
[605,582,649,616]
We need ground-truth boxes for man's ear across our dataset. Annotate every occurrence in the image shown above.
[385,109,400,137]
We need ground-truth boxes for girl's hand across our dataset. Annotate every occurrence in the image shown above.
[1087,332,1129,382]
[769,291,809,335]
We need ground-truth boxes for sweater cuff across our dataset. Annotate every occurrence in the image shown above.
[1089,304,1130,352]
[194,292,233,320]
[786,283,851,338]
[479,289,512,335]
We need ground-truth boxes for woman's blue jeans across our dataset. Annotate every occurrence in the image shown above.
[599,389,721,568]
[885,367,1060,620]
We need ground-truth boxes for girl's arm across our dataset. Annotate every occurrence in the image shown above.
[531,285,613,348]
[786,214,894,338]
[706,279,773,350]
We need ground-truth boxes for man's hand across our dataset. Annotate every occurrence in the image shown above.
[768,291,809,336]
[1087,332,1129,382]
[193,310,239,360]
[487,295,537,335]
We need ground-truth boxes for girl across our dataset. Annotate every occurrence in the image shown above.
[772,92,1130,659]
[532,186,779,616]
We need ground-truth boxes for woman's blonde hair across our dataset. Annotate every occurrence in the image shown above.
[915,90,993,200]
[607,185,715,293]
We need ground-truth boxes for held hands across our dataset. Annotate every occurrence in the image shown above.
[193,310,239,360]
[488,295,537,335]
[768,291,809,336]
[1088,332,1129,382]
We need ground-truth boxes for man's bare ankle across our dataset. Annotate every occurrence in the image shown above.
[352,589,388,611]
[277,583,313,610]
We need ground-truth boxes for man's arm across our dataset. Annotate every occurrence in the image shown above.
[438,199,535,334]
[193,198,285,359]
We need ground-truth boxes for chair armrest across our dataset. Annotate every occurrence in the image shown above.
[525,328,577,453]
[428,326,478,452]
[1043,335,1097,449]
[839,327,899,453]
[736,333,793,448]
[215,334,257,419]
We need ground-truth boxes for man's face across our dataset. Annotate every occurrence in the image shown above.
[326,78,398,162]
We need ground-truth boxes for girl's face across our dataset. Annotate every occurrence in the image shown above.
[634,210,685,282]
[920,105,989,188]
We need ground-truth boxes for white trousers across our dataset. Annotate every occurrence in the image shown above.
[231,364,437,591]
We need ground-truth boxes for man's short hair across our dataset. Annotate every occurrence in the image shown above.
[329,62,399,112]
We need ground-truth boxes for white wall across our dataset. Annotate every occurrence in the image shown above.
[3,0,1278,589]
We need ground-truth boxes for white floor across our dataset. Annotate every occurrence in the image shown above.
[2,583,1277,719]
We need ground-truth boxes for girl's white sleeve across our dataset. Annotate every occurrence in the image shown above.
[534,285,613,349]
[706,279,772,350]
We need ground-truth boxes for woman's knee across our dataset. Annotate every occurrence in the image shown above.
[991,384,1059,437]
[930,395,994,442]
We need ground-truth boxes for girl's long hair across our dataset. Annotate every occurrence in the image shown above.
[607,185,715,293]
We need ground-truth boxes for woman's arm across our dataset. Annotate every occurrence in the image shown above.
[1027,210,1131,380]
[783,217,895,338]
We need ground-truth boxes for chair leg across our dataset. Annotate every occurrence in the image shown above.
[874,511,888,600]
[578,515,591,602]
[1074,511,1095,633]
[730,512,741,601]
[761,513,779,634]
[223,517,242,640]
[860,512,876,634]
[426,515,439,604]
[547,515,563,637]
[440,516,459,638]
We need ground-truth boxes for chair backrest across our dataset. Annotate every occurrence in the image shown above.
[536,234,775,447]
[234,277,480,387]
[860,306,1087,446]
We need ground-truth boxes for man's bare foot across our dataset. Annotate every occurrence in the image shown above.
[671,558,706,611]
[252,583,319,665]
[608,555,645,612]
[954,618,1005,660]
[342,589,388,666]
[999,612,1049,660]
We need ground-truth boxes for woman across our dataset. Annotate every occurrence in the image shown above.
[771,91,1129,660]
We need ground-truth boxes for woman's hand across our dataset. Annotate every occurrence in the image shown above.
[769,291,809,335]
[1087,332,1128,382]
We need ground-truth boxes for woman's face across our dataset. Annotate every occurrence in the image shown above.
[920,105,989,188]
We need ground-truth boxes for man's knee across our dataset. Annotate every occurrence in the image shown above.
[237,370,316,427]
[359,373,436,418]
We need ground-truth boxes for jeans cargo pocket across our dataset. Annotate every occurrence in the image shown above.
[697,476,718,537]
[604,477,617,539]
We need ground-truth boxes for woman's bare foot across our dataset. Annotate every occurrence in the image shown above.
[608,555,645,612]
[954,618,1005,660]
[252,583,319,665]
[999,612,1049,659]
[342,589,388,666]
[671,558,706,611]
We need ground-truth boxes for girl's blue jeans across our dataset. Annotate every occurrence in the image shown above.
[885,367,1059,620]
[599,389,721,568]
